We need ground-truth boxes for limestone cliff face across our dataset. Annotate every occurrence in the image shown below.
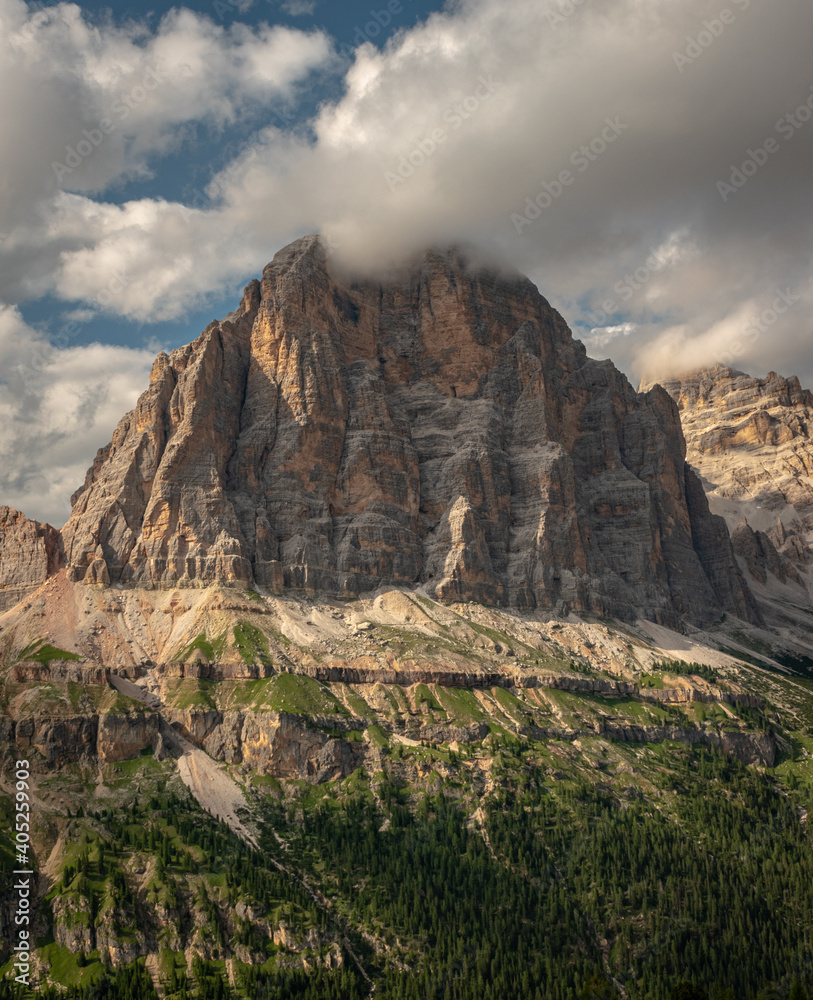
[645,366,813,584]
[730,519,803,587]
[0,507,61,611]
[2,712,157,766]
[167,709,363,782]
[59,236,756,626]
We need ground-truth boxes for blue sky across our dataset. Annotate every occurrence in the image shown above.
[2,0,812,524]
[19,0,442,357]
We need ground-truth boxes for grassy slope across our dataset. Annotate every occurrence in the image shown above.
[2,609,813,1000]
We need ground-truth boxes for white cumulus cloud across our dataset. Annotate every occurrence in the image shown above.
[0,304,154,525]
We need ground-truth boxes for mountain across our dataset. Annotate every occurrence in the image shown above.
[59,234,754,628]
[3,239,813,1000]
[0,507,61,613]
[645,366,813,643]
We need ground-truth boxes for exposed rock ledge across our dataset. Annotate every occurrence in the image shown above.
[0,507,62,613]
[150,660,762,708]
[167,708,775,774]
[1,712,158,766]
[599,721,775,766]
[0,701,774,774]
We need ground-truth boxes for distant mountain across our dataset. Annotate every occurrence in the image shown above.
[0,506,60,612]
[643,366,813,630]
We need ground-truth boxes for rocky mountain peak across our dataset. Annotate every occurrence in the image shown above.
[642,365,813,421]
[645,365,813,619]
[13,237,758,628]
[0,507,62,612]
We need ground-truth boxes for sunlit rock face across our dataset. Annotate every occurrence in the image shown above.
[59,236,756,627]
[0,506,62,612]
[647,365,813,590]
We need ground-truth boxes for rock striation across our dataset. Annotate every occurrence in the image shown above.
[167,709,363,782]
[643,366,813,586]
[57,236,756,627]
[1,712,157,766]
[0,507,61,612]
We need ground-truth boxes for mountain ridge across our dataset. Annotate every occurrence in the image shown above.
[0,506,61,613]
[19,234,757,630]
[645,364,813,625]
